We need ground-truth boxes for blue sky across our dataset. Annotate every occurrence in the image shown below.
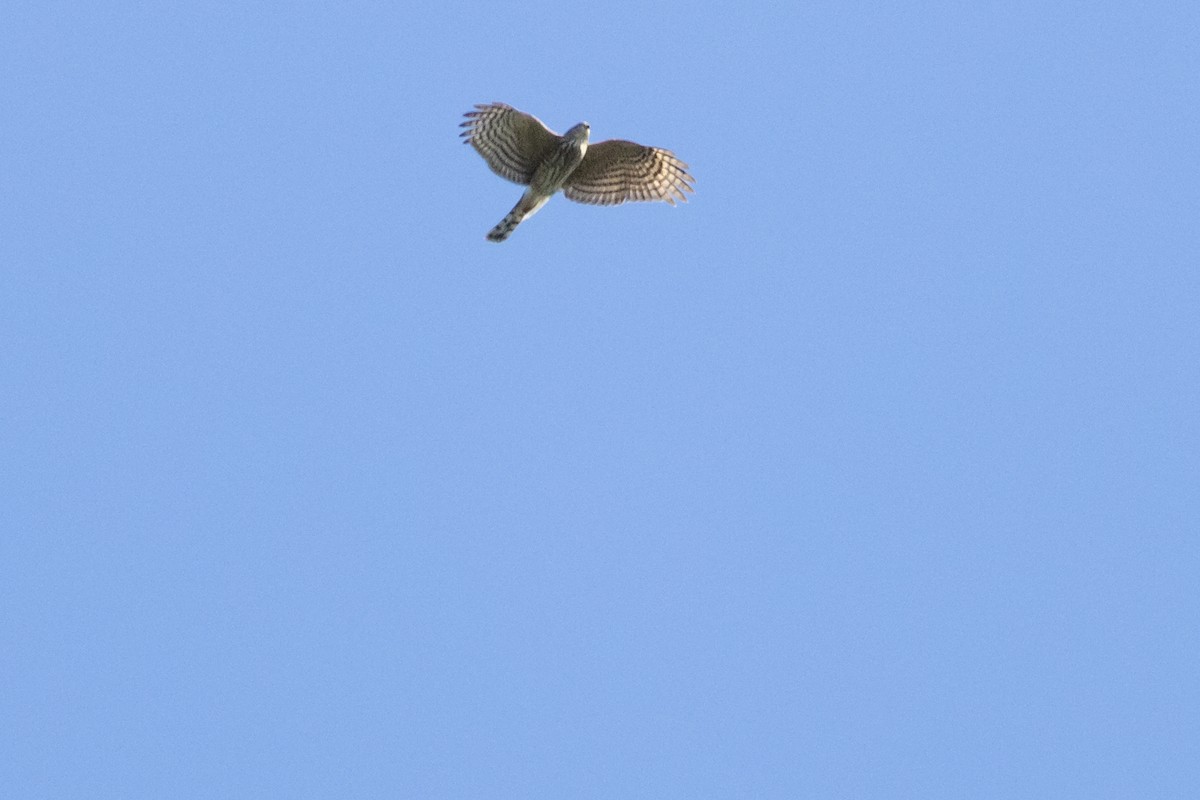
[3,1,1198,796]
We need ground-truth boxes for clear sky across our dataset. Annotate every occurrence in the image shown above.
[3,1,1197,797]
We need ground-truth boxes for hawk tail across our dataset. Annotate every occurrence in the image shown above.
[485,189,551,243]
[486,208,524,242]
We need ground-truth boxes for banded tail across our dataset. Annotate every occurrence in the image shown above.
[486,189,551,242]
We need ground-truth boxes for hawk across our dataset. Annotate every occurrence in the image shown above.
[460,102,694,242]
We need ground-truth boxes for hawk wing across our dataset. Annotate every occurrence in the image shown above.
[460,103,561,185]
[563,139,694,206]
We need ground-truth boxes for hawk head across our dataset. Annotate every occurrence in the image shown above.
[564,122,591,147]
